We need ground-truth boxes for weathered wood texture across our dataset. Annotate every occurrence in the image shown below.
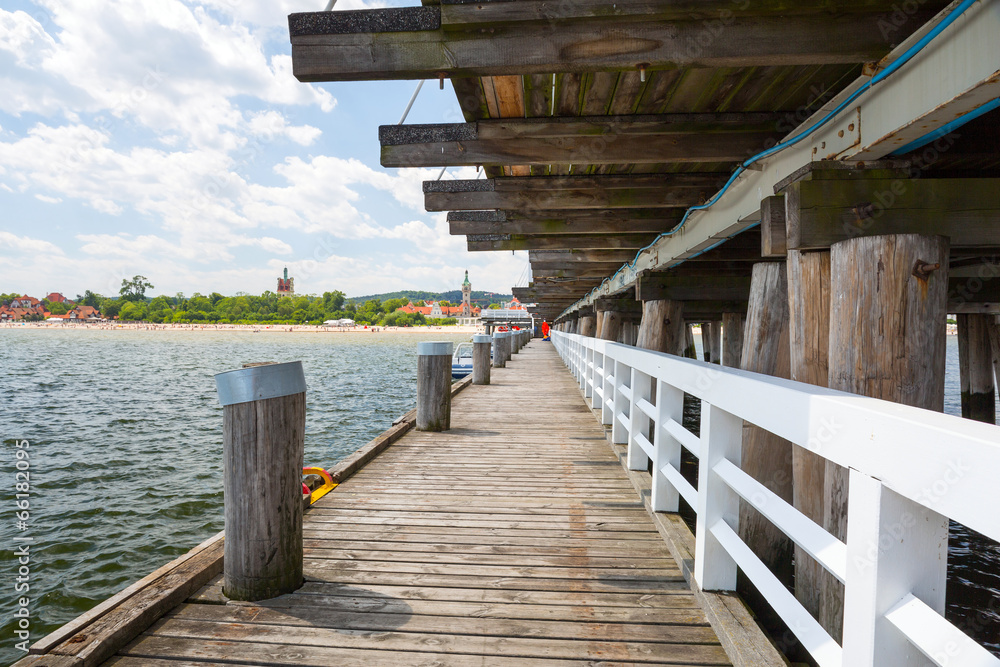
[784,176,1000,250]
[473,339,491,385]
[417,351,452,431]
[636,300,685,355]
[761,195,786,258]
[737,263,794,614]
[957,314,997,424]
[289,6,922,81]
[223,392,305,601]
[107,345,734,667]
[578,313,597,338]
[493,333,510,368]
[598,310,625,342]
[825,233,950,641]
[785,249,831,621]
[429,173,723,211]
[721,313,744,368]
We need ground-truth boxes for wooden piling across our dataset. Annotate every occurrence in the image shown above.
[786,249,831,620]
[214,361,306,601]
[492,331,508,368]
[683,324,697,359]
[826,233,950,641]
[708,322,722,364]
[635,300,685,354]
[599,310,623,341]
[957,314,997,424]
[721,312,743,367]
[701,322,714,361]
[578,312,597,337]
[472,334,491,385]
[417,342,453,431]
[737,262,794,612]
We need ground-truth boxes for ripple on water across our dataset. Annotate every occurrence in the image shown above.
[0,328,470,667]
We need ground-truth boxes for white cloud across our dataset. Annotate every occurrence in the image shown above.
[0,231,65,255]
[34,193,62,203]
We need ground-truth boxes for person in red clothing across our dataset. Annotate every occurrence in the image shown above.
[542,321,550,339]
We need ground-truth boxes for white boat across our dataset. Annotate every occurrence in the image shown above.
[452,341,474,379]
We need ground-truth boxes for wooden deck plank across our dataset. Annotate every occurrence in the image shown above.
[100,343,733,666]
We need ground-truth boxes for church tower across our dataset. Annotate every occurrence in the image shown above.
[277,267,295,297]
[461,270,472,316]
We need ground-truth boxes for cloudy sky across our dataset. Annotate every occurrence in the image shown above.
[0,0,529,299]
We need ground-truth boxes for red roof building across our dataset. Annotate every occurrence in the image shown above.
[45,292,69,303]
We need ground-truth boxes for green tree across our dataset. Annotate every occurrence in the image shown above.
[488,303,500,310]
[76,290,102,308]
[120,275,154,302]
[413,300,425,307]
[47,301,70,315]
[322,291,346,312]
[101,298,122,319]
[119,301,147,321]
[148,296,172,322]
[438,300,452,307]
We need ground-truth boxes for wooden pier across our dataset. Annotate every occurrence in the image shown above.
[24,342,771,667]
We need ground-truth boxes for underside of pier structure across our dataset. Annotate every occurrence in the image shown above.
[289,0,1000,324]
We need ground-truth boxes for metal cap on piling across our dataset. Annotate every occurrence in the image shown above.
[214,360,306,601]
[417,341,453,431]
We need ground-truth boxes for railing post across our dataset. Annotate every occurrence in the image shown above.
[652,380,684,512]
[582,341,592,395]
[841,469,948,667]
[591,345,604,410]
[417,342,453,431]
[600,346,615,426]
[472,333,491,385]
[627,369,651,471]
[611,359,630,444]
[694,402,742,591]
[215,361,306,601]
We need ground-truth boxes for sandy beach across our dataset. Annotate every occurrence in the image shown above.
[1,321,488,334]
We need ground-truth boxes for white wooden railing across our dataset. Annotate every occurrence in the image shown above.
[552,330,1000,667]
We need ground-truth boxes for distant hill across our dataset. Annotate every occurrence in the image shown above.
[348,289,513,305]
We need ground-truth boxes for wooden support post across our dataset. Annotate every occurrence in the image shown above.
[721,312,744,367]
[215,361,306,601]
[578,313,596,337]
[701,322,714,361]
[472,334,491,385]
[827,233,949,642]
[417,342,453,431]
[594,311,606,339]
[989,318,1000,394]
[635,300,685,354]
[683,324,697,359]
[737,262,794,612]
[599,310,624,341]
[492,331,508,368]
[957,314,997,424]
[786,249,832,621]
[709,321,722,364]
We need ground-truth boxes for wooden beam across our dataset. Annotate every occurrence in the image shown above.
[531,265,622,278]
[427,174,725,211]
[381,116,783,168]
[470,234,655,251]
[636,273,752,302]
[289,6,920,81]
[760,195,787,258]
[595,297,642,315]
[449,210,681,236]
[530,249,636,263]
[783,175,1000,251]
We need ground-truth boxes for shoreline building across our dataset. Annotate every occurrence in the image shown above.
[277,267,295,297]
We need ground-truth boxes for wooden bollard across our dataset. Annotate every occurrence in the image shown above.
[417,342,453,431]
[492,331,508,368]
[215,361,306,601]
[472,334,491,385]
